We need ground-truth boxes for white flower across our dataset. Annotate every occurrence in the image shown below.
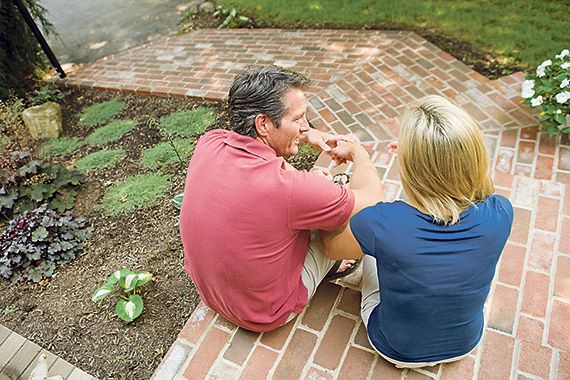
[522,88,535,99]
[556,49,569,59]
[557,109,562,114]
[521,80,535,98]
[531,96,543,107]
[556,91,570,104]
[536,60,553,77]
[522,79,535,90]
[562,79,570,88]
[562,62,570,70]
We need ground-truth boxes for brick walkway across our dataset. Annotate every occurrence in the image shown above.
[62,29,570,379]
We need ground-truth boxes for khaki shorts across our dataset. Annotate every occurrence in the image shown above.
[286,231,337,323]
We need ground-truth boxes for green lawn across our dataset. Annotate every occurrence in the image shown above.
[220,0,568,69]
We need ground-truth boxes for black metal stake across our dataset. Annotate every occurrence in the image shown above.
[12,0,66,78]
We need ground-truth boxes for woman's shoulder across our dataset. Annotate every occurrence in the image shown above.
[483,194,513,216]
[469,194,514,228]
[352,200,413,225]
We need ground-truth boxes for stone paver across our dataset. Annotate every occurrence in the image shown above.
[60,28,570,379]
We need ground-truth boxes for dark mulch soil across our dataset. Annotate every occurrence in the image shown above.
[0,88,229,379]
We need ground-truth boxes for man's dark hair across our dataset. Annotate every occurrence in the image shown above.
[228,66,311,138]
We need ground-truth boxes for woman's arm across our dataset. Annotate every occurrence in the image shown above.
[320,141,383,260]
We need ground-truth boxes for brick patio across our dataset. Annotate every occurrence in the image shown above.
[61,29,570,379]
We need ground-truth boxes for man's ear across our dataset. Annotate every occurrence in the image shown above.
[254,114,272,137]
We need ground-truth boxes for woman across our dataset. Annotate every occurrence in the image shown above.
[322,95,513,367]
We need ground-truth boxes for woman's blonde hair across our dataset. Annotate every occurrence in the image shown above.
[398,95,494,225]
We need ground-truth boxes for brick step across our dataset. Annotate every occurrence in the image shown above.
[59,28,570,380]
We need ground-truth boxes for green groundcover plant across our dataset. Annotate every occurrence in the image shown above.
[99,173,171,215]
[79,99,125,127]
[521,49,570,135]
[86,119,137,145]
[75,149,126,173]
[140,139,195,170]
[92,268,152,322]
[0,204,92,283]
[40,137,82,157]
[159,107,216,138]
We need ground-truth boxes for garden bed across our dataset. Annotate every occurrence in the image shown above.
[0,88,224,379]
[0,86,320,379]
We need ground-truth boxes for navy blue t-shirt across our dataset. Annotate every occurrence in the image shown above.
[350,195,513,363]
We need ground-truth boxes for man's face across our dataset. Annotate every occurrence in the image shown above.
[267,88,310,157]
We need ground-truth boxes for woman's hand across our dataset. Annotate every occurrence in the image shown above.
[388,141,398,155]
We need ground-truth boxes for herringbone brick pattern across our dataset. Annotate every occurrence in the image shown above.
[61,29,570,380]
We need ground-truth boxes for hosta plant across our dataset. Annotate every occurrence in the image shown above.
[0,204,92,283]
[0,151,83,222]
[92,268,153,322]
[172,193,183,209]
[521,48,570,135]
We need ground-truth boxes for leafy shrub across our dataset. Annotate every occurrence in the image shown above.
[40,137,82,157]
[0,0,56,99]
[140,139,194,169]
[159,107,216,138]
[0,97,25,154]
[99,173,171,215]
[92,268,152,322]
[213,5,252,29]
[79,99,125,127]
[75,149,126,173]
[86,119,137,145]
[0,204,92,283]
[521,49,570,135]
[29,84,65,106]
[286,143,320,171]
[0,97,24,133]
[0,151,83,222]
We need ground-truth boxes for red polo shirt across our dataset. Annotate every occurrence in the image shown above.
[180,129,354,332]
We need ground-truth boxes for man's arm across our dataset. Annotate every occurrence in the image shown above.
[320,141,384,260]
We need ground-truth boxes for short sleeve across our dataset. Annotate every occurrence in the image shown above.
[494,194,514,226]
[349,206,377,257]
[287,171,355,232]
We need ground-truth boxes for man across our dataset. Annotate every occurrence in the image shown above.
[180,66,382,332]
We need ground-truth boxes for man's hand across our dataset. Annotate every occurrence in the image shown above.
[328,140,358,166]
[303,129,353,152]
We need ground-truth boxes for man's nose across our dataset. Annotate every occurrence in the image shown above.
[300,118,310,132]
